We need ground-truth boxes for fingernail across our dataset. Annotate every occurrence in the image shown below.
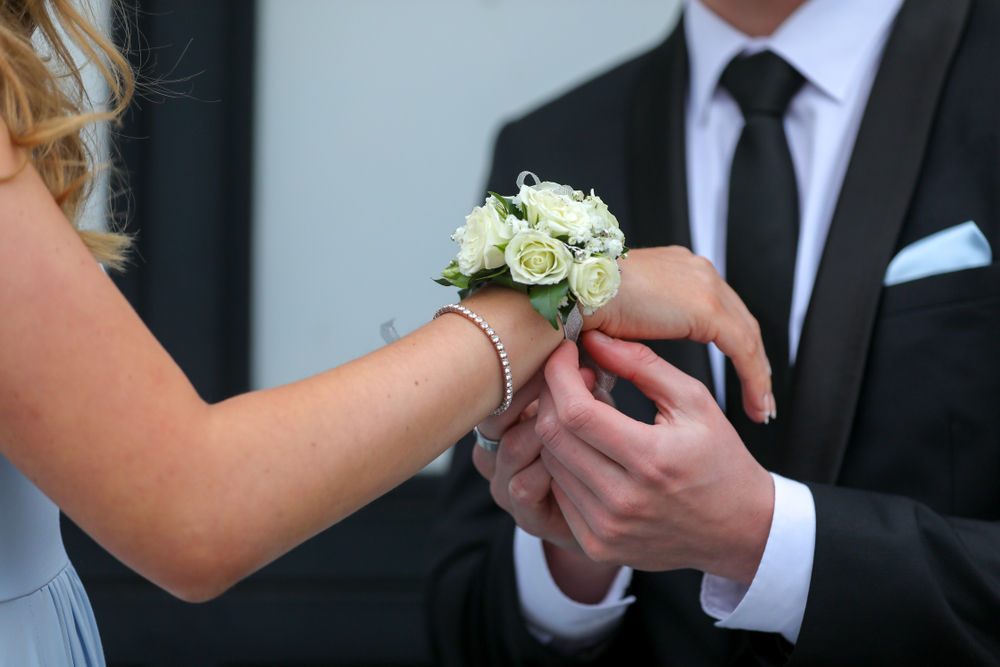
[590,330,612,344]
[767,363,772,376]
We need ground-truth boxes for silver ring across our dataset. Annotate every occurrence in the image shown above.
[473,426,501,452]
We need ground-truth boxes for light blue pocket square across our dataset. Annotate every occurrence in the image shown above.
[883,221,992,286]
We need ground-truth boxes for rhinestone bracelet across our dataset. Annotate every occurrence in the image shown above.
[434,304,513,416]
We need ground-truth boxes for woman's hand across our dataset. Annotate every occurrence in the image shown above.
[584,246,774,424]
[472,368,623,604]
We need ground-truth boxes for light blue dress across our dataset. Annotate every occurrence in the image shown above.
[0,453,105,666]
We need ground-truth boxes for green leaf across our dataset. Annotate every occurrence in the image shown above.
[432,277,454,286]
[509,200,525,220]
[470,265,509,283]
[487,191,510,217]
[492,272,528,294]
[439,260,473,288]
[529,281,570,330]
[457,287,471,301]
[495,243,508,253]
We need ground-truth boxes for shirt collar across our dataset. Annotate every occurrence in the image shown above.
[685,0,905,124]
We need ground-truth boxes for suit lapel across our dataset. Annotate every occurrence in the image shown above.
[779,0,973,484]
[627,22,715,394]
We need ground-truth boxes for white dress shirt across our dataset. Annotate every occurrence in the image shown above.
[514,0,905,648]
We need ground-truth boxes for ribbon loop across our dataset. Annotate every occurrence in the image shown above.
[516,171,540,189]
[380,319,401,344]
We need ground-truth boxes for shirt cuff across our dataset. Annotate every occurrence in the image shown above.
[514,527,635,645]
[700,473,816,644]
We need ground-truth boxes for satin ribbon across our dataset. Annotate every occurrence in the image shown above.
[563,306,617,394]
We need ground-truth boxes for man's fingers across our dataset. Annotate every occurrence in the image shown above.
[549,480,604,563]
[535,381,629,500]
[540,340,650,467]
[477,369,546,440]
[540,446,614,523]
[581,331,718,424]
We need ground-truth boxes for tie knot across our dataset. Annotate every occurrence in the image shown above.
[720,51,805,118]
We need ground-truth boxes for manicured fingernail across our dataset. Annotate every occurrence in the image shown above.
[767,363,772,376]
[590,330,612,343]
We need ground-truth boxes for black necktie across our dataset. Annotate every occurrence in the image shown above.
[720,51,805,470]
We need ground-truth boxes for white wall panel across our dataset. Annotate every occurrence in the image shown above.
[252,2,682,468]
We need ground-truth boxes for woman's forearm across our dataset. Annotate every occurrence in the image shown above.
[173,287,563,598]
[0,151,563,601]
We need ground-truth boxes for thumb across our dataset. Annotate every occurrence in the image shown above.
[580,330,714,418]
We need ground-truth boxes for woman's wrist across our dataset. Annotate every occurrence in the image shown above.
[580,298,625,339]
[456,285,564,390]
[579,249,639,337]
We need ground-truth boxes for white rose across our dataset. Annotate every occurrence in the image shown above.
[518,183,594,244]
[505,230,572,285]
[585,191,620,233]
[569,255,621,314]
[456,201,514,275]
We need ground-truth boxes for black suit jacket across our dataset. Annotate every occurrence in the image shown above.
[428,0,1000,664]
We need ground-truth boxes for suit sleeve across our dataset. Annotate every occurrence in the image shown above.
[787,484,1000,666]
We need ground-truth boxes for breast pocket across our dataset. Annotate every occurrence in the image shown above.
[847,260,1000,518]
[879,261,1000,317]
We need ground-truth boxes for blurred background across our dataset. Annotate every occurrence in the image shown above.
[64,1,681,665]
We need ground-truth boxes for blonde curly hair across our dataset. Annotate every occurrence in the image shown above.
[0,0,133,269]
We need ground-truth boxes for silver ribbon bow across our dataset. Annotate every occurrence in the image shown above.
[564,307,618,395]
[517,170,576,198]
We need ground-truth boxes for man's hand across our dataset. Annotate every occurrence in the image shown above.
[586,246,775,424]
[473,371,621,603]
[471,246,776,598]
[536,333,775,585]
[473,371,579,553]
